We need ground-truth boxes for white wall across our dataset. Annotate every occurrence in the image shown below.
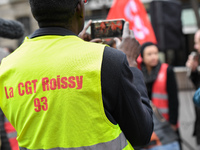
[0,0,9,5]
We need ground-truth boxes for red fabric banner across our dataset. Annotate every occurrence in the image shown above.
[107,0,157,45]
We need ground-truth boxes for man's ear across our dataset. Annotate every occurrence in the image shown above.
[75,1,83,18]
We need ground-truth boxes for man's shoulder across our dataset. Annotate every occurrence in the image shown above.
[101,46,127,86]
[103,46,126,65]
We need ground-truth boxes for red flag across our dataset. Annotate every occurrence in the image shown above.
[107,0,157,69]
[107,0,157,45]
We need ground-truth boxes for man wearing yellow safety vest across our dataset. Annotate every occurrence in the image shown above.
[0,0,153,150]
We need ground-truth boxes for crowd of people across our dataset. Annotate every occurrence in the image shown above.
[0,0,200,150]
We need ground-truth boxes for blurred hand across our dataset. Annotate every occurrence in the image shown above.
[186,53,199,72]
[78,20,102,43]
[114,22,140,67]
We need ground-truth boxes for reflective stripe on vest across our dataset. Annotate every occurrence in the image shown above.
[7,132,17,139]
[152,93,168,100]
[19,132,128,150]
[152,63,169,121]
[4,116,17,138]
[0,36,133,150]
[152,93,168,111]
[157,108,168,114]
[4,116,19,150]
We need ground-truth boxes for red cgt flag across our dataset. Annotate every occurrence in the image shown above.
[107,0,157,45]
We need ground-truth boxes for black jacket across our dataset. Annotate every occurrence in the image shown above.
[190,70,200,144]
[30,27,154,147]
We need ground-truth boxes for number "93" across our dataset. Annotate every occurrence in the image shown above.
[34,97,48,112]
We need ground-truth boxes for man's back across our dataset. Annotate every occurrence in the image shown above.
[0,35,133,149]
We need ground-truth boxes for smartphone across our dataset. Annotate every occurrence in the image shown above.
[91,19,125,39]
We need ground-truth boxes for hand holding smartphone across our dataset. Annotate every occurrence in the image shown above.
[91,19,125,39]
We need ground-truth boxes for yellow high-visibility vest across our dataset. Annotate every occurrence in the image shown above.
[0,35,134,150]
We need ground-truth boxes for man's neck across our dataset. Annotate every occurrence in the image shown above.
[29,27,77,39]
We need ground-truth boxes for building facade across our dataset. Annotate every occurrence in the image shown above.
[0,0,199,64]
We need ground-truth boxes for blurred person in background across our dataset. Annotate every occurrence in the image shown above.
[140,42,180,150]
[0,48,11,150]
[186,29,200,149]
[0,47,18,150]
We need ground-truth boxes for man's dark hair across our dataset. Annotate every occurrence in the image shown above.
[29,0,79,28]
